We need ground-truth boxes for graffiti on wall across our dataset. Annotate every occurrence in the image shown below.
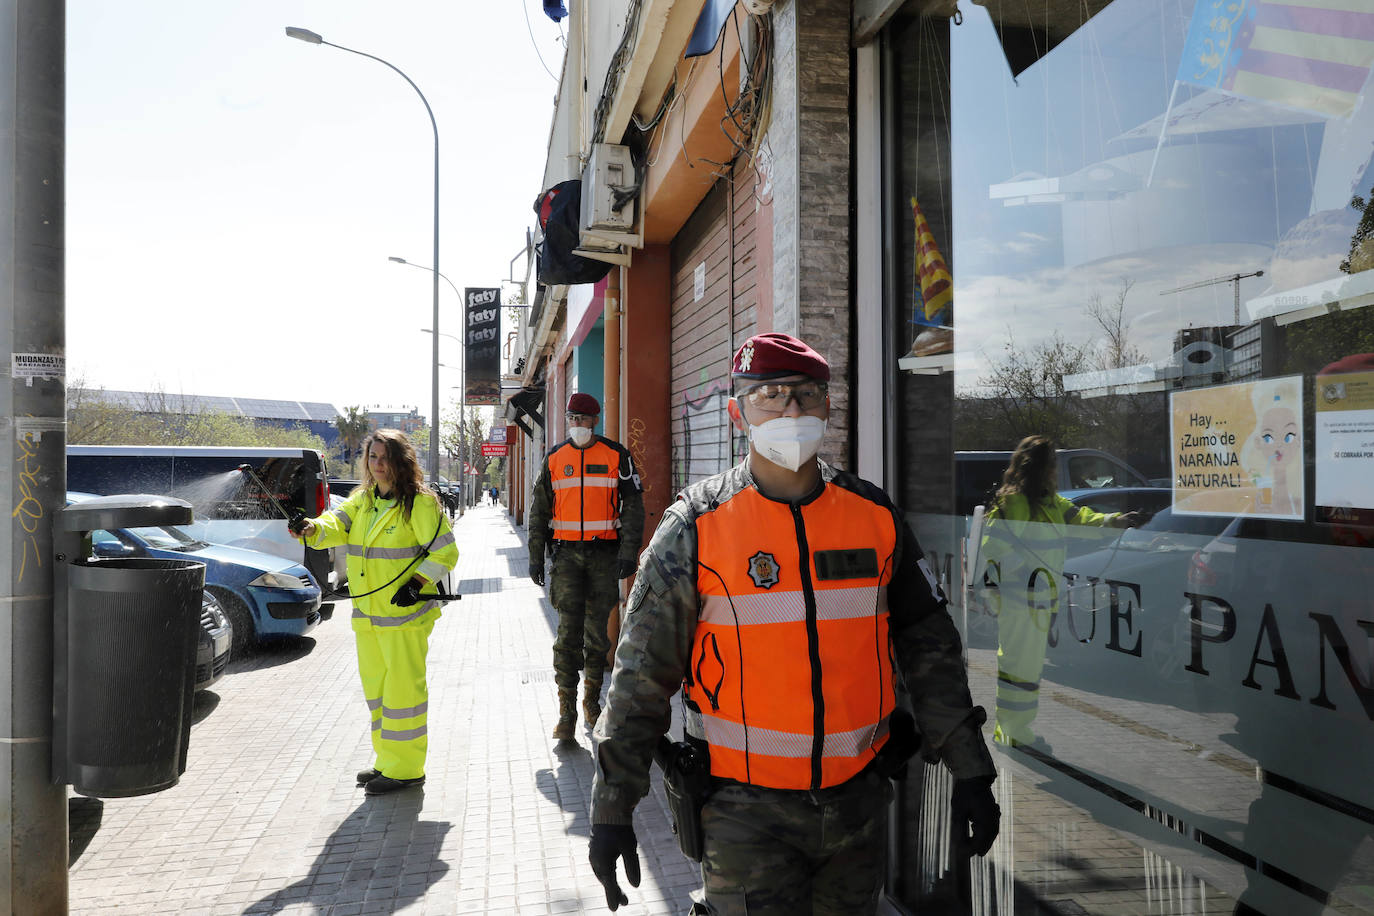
[674,376,746,492]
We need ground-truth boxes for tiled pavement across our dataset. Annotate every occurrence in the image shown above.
[67,503,698,915]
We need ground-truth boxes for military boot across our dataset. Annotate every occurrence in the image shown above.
[582,676,603,728]
[552,687,578,741]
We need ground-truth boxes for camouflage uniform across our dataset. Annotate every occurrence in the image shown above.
[591,459,994,915]
[528,437,644,692]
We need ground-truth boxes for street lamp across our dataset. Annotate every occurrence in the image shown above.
[398,255,470,511]
[287,27,443,487]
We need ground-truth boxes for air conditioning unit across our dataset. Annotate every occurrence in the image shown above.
[577,143,642,266]
[582,143,636,231]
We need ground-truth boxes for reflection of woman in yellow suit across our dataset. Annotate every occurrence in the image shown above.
[981,436,1136,747]
[1240,378,1302,516]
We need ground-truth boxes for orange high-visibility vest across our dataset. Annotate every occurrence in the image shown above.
[686,482,899,790]
[548,438,624,541]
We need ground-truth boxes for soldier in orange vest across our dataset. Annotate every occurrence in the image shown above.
[529,392,645,740]
[587,333,999,914]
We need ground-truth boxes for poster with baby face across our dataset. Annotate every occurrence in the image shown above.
[1169,376,1304,519]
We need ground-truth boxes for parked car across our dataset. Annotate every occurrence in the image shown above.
[1060,486,1175,522]
[956,448,1157,516]
[196,590,233,691]
[1062,505,1235,680]
[70,492,322,655]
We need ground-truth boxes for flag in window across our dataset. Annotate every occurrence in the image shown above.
[912,196,952,329]
[1175,0,1374,119]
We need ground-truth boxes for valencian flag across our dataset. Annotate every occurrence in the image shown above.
[1175,0,1374,119]
[464,287,501,407]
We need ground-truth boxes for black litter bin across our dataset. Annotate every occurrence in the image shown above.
[55,495,205,797]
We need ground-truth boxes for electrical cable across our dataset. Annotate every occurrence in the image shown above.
[523,0,561,83]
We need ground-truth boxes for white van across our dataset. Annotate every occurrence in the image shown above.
[66,445,338,591]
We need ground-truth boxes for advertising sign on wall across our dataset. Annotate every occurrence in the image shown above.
[464,287,501,406]
[1169,375,1304,519]
[1315,366,1374,526]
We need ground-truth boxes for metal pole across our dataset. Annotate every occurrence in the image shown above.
[2,0,69,908]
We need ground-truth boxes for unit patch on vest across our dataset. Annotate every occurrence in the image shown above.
[586,464,609,473]
[746,551,781,589]
[563,464,575,476]
[814,548,880,580]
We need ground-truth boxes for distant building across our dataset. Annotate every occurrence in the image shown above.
[77,389,342,445]
[366,406,424,436]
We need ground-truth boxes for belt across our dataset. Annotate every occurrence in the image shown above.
[709,765,883,806]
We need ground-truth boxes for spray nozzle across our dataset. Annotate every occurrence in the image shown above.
[236,463,294,522]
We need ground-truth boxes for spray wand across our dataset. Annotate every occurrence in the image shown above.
[238,463,462,603]
[236,463,307,532]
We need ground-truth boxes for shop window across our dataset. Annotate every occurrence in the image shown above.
[884,0,1374,912]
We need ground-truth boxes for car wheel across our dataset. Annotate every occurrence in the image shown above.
[213,588,256,656]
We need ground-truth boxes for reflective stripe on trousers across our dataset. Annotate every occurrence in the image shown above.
[355,616,436,780]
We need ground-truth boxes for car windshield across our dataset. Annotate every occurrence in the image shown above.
[127,525,206,551]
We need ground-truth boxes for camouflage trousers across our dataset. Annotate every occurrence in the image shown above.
[549,539,620,690]
[691,768,893,915]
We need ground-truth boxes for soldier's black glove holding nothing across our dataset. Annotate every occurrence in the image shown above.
[951,775,1000,857]
[588,823,640,911]
[616,557,637,579]
[529,560,545,587]
[287,510,308,536]
[391,580,423,607]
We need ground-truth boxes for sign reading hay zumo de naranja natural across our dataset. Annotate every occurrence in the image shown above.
[1169,376,1304,520]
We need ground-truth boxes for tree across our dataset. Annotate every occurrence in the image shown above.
[334,406,370,466]
[959,330,1091,448]
[68,385,327,450]
[955,279,1160,462]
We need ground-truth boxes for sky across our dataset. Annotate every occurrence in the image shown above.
[66,1,563,423]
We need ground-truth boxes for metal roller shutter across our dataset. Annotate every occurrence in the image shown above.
[669,166,760,492]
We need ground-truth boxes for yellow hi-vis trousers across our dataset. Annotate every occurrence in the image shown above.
[993,587,1054,746]
[355,617,436,780]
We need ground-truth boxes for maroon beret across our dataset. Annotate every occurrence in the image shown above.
[567,392,600,415]
[732,333,830,381]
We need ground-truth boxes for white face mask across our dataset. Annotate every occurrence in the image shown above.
[747,415,826,472]
[569,426,593,447]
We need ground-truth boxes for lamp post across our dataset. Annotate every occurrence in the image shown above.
[398,255,469,512]
[286,26,442,487]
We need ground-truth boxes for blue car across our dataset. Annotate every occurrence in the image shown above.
[71,492,322,655]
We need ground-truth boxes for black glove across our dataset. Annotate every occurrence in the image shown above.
[951,775,1000,857]
[391,580,423,607]
[616,557,637,579]
[588,823,640,911]
[287,510,308,536]
[529,560,545,587]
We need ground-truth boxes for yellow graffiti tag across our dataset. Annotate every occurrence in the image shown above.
[13,433,43,581]
[627,416,653,500]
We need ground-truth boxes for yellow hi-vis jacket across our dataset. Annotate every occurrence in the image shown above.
[309,487,458,631]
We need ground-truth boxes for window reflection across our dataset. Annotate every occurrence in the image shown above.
[890,0,1374,911]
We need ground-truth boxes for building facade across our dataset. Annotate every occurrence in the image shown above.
[511,2,1374,913]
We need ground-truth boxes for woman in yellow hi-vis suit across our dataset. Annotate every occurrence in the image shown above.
[980,436,1138,749]
[294,429,458,795]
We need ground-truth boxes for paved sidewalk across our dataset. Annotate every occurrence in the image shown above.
[68,504,699,915]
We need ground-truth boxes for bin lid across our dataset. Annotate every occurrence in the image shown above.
[60,494,193,531]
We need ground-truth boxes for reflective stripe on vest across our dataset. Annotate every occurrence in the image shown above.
[687,482,898,791]
[548,439,622,541]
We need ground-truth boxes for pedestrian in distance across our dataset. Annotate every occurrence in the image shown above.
[529,392,645,741]
[587,332,1001,914]
[979,434,1140,750]
[291,429,458,795]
